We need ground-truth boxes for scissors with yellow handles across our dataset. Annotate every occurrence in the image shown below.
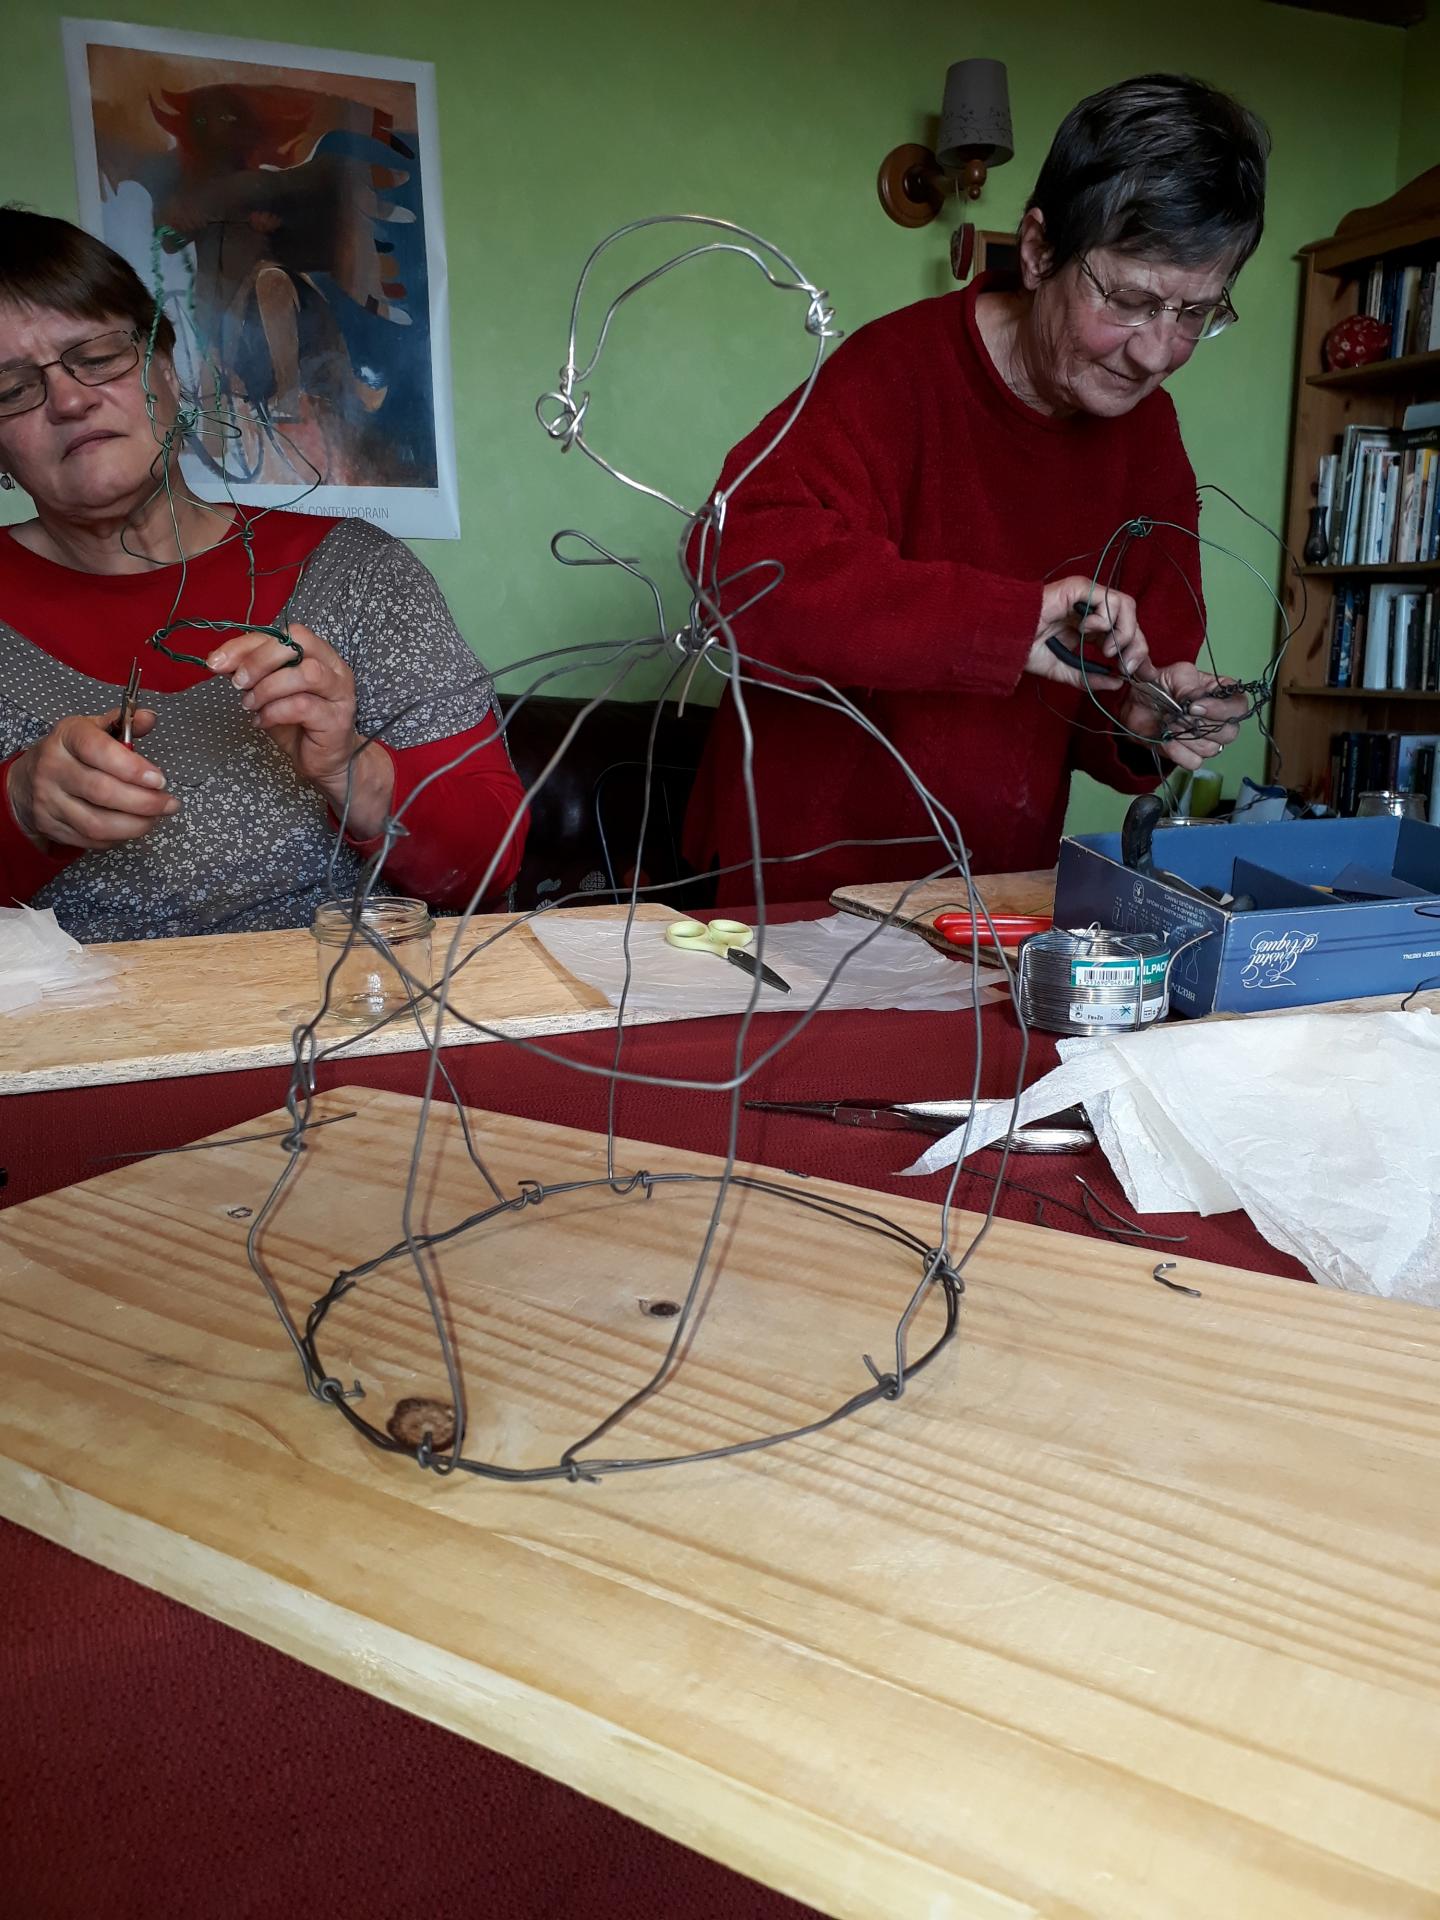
[664,916,792,993]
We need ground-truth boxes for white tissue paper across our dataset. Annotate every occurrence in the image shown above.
[900,1011,1440,1304]
[0,905,125,1017]
[530,911,1003,1017]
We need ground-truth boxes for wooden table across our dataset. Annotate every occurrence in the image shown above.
[3,1085,1436,1920]
[0,904,681,1096]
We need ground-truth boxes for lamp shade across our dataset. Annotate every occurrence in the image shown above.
[936,59,1013,172]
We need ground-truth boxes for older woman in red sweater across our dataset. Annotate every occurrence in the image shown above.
[685,74,1267,903]
[0,211,525,942]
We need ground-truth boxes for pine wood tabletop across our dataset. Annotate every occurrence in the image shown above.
[2,1085,1435,1919]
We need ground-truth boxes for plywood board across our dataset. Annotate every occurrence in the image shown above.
[0,906,680,1096]
[2,1087,1437,1920]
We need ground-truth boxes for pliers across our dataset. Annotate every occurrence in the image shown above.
[1046,632,1192,729]
[108,657,142,749]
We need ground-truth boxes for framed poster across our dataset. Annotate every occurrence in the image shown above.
[62,17,459,538]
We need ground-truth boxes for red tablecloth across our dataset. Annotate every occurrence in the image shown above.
[0,931,1307,1919]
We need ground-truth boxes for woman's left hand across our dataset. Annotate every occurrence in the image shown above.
[1121,660,1249,773]
[207,623,395,835]
[207,623,359,783]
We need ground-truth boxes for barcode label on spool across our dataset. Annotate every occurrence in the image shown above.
[1067,994,1168,1026]
[1070,955,1170,989]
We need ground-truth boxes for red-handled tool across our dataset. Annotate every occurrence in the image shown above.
[932,911,1052,951]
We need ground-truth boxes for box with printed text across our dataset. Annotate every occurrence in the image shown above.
[1053,816,1440,1016]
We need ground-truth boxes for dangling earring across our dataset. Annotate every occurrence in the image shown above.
[0,474,13,491]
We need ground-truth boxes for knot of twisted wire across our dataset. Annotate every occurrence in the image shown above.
[804,289,839,339]
[536,383,589,452]
[923,1247,964,1294]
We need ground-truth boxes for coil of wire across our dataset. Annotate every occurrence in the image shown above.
[1017,925,1171,1037]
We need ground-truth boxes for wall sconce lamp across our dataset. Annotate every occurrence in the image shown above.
[877,58,1014,228]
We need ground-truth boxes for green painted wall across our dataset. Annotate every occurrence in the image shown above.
[1400,8,1440,188]
[0,1,1410,835]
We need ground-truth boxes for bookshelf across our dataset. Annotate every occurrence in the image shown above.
[1306,347,1440,392]
[1299,560,1440,580]
[1271,167,1440,812]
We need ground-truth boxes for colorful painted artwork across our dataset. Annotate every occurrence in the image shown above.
[63,19,458,538]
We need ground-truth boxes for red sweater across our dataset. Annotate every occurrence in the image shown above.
[0,512,525,922]
[684,274,1205,904]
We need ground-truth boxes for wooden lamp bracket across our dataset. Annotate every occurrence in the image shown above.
[876,144,946,229]
[877,145,991,227]
[959,155,989,201]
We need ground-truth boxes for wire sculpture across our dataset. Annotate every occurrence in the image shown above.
[113,212,1299,1483]
[234,215,1036,1483]
[1050,485,1304,773]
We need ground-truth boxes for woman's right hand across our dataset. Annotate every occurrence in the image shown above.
[5,710,177,852]
[1025,576,1152,690]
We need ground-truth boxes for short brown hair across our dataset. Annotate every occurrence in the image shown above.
[0,206,175,355]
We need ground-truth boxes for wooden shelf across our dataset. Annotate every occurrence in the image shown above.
[1288,685,1440,702]
[1306,349,1440,392]
[1299,560,1440,579]
[1309,167,1440,275]
[1274,171,1440,802]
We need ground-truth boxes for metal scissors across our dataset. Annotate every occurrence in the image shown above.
[744,1097,1094,1151]
[665,916,792,993]
[108,657,142,749]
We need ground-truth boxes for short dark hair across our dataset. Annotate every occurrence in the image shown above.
[1026,74,1270,279]
[0,206,174,355]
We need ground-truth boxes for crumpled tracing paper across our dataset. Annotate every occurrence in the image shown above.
[0,905,126,1017]
[901,1011,1440,1304]
[530,911,1002,1017]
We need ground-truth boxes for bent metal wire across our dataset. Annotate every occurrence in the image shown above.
[1048,490,1305,772]
[238,214,1043,1483]
[244,217,1227,1481]
[119,214,1235,1482]
[131,223,321,674]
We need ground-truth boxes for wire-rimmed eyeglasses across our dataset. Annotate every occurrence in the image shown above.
[1078,258,1237,342]
[0,328,142,419]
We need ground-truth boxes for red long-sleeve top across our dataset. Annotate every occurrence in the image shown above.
[0,512,525,933]
[683,273,1206,904]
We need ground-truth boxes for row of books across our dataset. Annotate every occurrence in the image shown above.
[1326,582,1440,690]
[1361,254,1440,361]
[1328,730,1438,819]
[1317,422,1440,567]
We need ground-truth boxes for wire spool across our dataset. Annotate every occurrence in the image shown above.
[1017,926,1171,1037]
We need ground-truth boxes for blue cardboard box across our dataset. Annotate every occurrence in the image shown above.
[1053,817,1440,1016]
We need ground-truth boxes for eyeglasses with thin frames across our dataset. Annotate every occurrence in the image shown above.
[0,328,143,419]
[1078,258,1237,342]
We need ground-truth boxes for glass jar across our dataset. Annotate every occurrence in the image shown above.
[1355,790,1427,822]
[312,897,433,1026]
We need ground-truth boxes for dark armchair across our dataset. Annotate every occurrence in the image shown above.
[501,695,717,912]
